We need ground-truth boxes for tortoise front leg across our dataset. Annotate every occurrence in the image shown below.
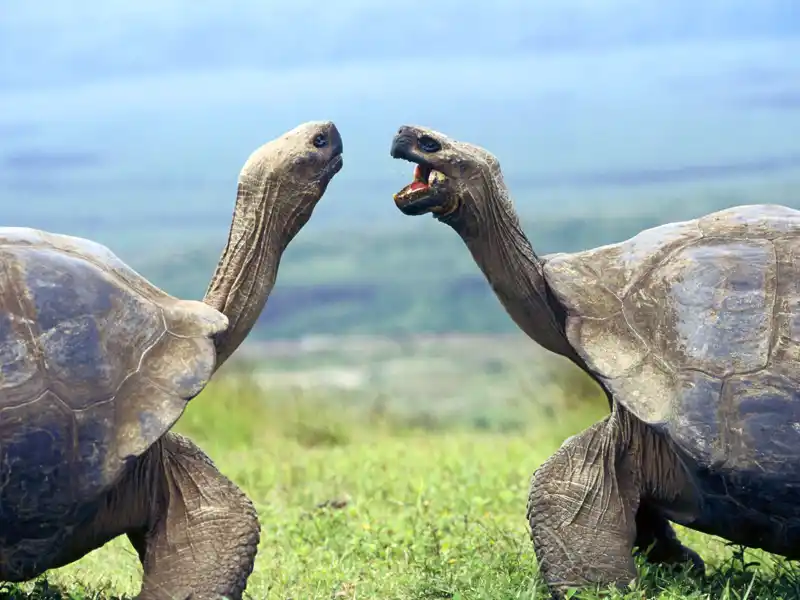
[126,432,260,600]
[527,418,640,599]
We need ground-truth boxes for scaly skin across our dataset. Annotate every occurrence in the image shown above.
[39,433,259,600]
[0,122,343,598]
[388,125,702,597]
[526,409,703,599]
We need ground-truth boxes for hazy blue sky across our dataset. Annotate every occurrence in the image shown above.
[2,1,798,90]
[2,1,800,249]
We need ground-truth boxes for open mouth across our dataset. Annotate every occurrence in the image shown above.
[393,163,448,215]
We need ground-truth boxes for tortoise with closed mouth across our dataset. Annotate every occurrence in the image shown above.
[0,120,343,600]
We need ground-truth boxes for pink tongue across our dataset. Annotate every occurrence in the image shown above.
[408,181,428,191]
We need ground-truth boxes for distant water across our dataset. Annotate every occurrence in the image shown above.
[2,38,800,252]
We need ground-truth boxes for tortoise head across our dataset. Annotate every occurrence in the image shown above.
[389,125,502,220]
[238,120,343,229]
[205,121,344,369]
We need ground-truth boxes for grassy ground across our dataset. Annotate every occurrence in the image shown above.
[4,374,800,600]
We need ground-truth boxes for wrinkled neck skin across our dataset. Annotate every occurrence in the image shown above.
[204,178,310,369]
[438,173,581,364]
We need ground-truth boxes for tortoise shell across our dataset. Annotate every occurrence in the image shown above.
[542,204,800,473]
[0,227,227,522]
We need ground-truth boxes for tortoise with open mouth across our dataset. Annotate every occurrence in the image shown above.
[390,123,800,598]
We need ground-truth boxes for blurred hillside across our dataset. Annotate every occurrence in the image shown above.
[131,180,798,339]
[2,2,800,339]
[3,6,800,233]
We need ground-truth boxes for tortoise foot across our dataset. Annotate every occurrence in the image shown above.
[639,538,705,576]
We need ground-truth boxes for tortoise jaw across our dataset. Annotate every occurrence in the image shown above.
[393,164,450,216]
[326,154,344,178]
[390,127,456,216]
[316,152,343,184]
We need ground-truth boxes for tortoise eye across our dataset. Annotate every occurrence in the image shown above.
[312,133,328,149]
[417,135,441,153]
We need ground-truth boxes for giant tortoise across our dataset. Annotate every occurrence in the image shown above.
[0,120,343,600]
[389,124,800,598]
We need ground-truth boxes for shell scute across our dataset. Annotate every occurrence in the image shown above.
[0,391,77,523]
[0,228,227,516]
[628,239,775,378]
[547,205,800,470]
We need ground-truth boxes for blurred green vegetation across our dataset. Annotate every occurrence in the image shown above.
[12,364,800,599]
[127,182,800,340]
[8,143,800,599]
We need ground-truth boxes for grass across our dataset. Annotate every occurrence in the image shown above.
[5,372,800,599]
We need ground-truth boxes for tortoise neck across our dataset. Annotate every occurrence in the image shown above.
[440,181,579,362]
[203,180,295,369]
